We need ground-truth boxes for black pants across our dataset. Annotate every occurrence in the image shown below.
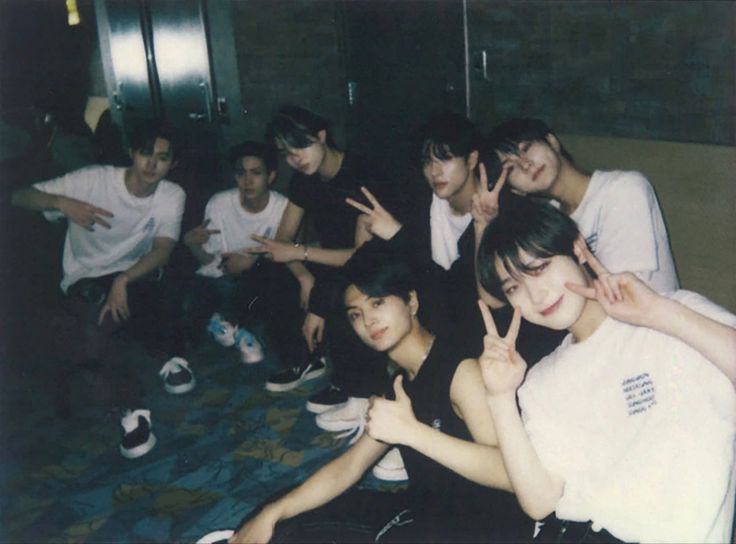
[536,516,631,544]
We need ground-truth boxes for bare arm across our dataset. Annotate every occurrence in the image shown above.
[183,219,221,266]
[230,435,388,544]
[478,302,564,520]
[366,370,513,492]
[472,164,506,309]
[98,236,175,324]
[12,186,113,230]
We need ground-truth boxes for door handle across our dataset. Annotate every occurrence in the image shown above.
[472,49,491,82]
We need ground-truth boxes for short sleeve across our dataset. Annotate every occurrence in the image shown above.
[201,195,225,254]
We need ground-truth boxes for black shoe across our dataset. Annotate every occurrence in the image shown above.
[265,354,327,392]
[306,384,349,414]
[119,409,157,459]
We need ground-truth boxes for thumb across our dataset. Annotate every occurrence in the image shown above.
[393,374,409,403]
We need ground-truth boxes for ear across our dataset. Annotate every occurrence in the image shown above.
[545,133,561,153]
[267,170,277,185]
[408,290,419,317]
[317,129,327,144]
[573,234,587,264]
[467,149,479,171]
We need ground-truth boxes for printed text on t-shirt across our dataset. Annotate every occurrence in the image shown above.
[621,373,656,415]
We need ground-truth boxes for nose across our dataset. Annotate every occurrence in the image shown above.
[525,277,548,306]
[362,310,377,329]
[429,160,442,178]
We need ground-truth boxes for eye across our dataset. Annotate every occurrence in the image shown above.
[527,261,549,276]
[518,142,530,153]
[371,298,385,308]
[504,284,518,296]
[347,311,360,322]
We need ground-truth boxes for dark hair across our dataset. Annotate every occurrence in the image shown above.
[487,118,574,163]
[418,112,481,166]
[229,140,278,172]
[129,119,181,159]
[344,258,416,305]
[477,197,579,300]
[265,106,336,150]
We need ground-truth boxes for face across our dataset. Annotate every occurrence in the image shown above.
[234,156,275,206]
[496,134,561,195]
[275,130,327,176]
[495,249,589,331]
[344,285,417,353]
[422,150,477,200]
[129,137,175,186]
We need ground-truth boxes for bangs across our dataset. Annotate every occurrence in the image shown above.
[420,141,454,165]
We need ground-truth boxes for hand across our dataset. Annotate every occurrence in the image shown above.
[565,237,661,328]
[477,300,527,399]
[220,252,258,275]
[98,274,130,324]
[366,375,417,445]
[297,273,315,311]
[345,186,402,241]
[471,163,508,229]
[229,508,279,544]
[183,219,220,247]
[248,235,301,263]
[57,196,114,231]
[302,312,325,352]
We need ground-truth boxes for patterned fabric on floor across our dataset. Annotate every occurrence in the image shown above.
[0,339,403,543]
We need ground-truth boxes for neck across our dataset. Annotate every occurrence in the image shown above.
[318,147,344,180]
[447,171,478,216]
[388,323,435,380]
[547,160,590,214]
[569,299,607,343]
[124,168,158,198]
[241,192,270,213]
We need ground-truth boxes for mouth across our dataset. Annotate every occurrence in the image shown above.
[540,296,563,317]
[432,181,448,192]
[532,165,545,182]
[370,328,387,341]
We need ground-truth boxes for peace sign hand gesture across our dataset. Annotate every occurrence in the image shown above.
[477,300,527,399]
[346,186,402,241]
[565,238,661,328]
[471,163,509,229]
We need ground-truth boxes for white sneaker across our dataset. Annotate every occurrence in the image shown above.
[196,529,234,544]
[372,447,409,481]
[207,313,237,347]
[120,409,157,459]
[235,328,264,364]
[315,397,369,443]
[159,357,196,394]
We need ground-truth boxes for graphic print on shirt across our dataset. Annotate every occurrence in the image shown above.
[129,217,157,261]
[585,232,598,254]
[621,372,656,415]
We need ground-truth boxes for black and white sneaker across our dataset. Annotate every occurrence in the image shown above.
[159,357,196,394]
[119,409,157,459]
[265,354,327,392]
[306,384,349,414]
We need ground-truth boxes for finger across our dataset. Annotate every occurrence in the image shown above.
[392,374,408,402]
[304,331,314,352]
[360,186,382,209]
[97,305,109,326]
[202,218,211,227]
[206,229,221,235]
[93,206,114,218]
[477,299,499,337]
[505,306,522,345]
[93,215,112,229]
[574,236,609,278]
[316,324,324,345]
[596,278,616,305]
[250,234,268,243]
[565,281,597,300]
[478,163,489,193]
[345,197,372,214]
[490,164,510,196]
[245,246,269,254]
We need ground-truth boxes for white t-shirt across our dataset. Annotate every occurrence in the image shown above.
[519,291,736,544]
[196,188,288,278]
[570,170,679,293]
[429,193,472,270]
[34,165,185,292]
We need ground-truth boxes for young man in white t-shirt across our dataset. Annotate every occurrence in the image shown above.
[487,118,679,293]
[12,120,186,459]
[475,198,735,543]
[181,141,306,368]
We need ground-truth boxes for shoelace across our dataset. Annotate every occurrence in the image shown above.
[334,401,368,445]
[159,358,189,379]
[375,509,413,542]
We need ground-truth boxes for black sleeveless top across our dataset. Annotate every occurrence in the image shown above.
[392,335,534,542]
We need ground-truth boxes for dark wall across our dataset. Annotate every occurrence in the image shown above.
[468,0,735,145]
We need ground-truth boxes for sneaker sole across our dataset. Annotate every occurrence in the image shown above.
[241,353,264,364]
[315,414,361,432]
[120,432,157,459]
[196,530,234,544]
[372,465,409,481]
[305,400,340,414]
[164,377,196,395]
[264,366,327,392]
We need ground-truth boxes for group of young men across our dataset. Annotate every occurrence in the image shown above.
[11,109,735,543]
